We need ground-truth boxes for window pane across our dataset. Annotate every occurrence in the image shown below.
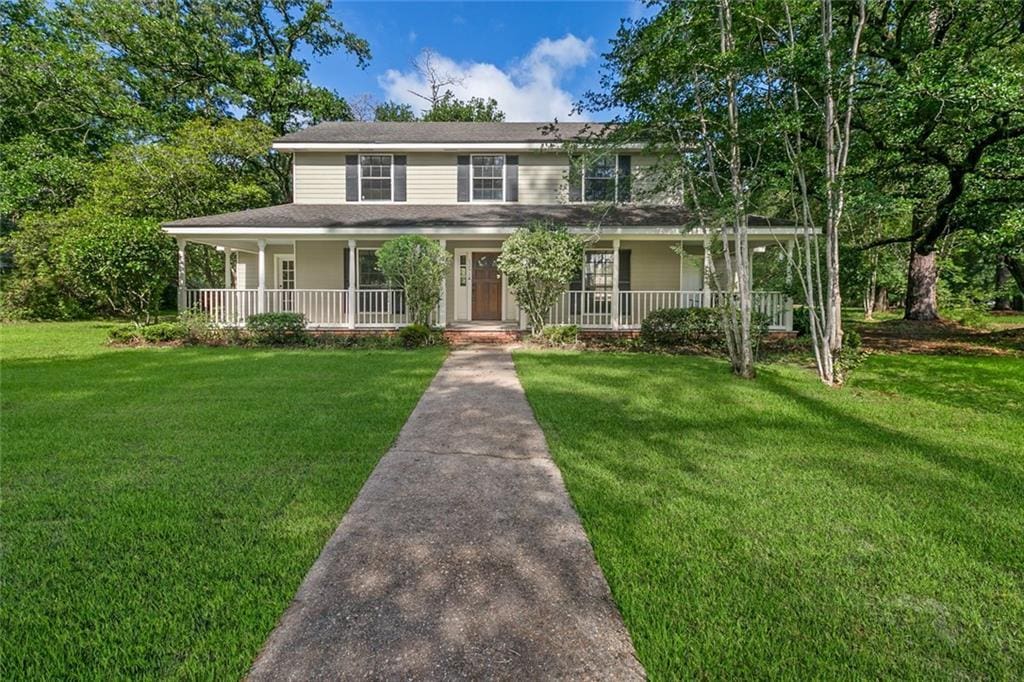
[360,155,392,201]
[584,251,614,292]
[472,155,504,201]
[584,157,617,202]
[358,251,388,288]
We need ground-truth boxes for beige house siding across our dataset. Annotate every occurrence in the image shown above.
[406,153,459,204]
[295,241,345,289]
[236,245,294,288]
[292,152,346,204]
[518,153,568,204]
[290,151,671,206]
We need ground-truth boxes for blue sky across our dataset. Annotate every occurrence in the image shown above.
[303,1,650,121]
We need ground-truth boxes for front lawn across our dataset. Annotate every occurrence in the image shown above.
[1,322,446,679]
[515,351,1024,679]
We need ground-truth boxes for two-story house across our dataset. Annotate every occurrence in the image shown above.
[162,122,798,332]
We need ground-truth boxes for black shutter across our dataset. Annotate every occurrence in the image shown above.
[617,155,632,202]
[568,157,583,202]
[457,155,470,202]
[505,155,518,202]
[393,155,407,202]
[345,155,358,202]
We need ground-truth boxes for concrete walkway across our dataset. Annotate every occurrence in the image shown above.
[248,348,644,681]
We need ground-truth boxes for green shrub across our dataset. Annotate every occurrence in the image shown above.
[837,328,866,375]
[246,312,307,345]
[397,323,442,349]
[951,305,989,329]
[107,324,142,344]
[540,324,579,345]
[641,307,724,348]
[640,307,769,354]
[140,322,186,343]
[792,306,811,336]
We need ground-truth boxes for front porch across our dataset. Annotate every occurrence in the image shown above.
[177,236,795,332]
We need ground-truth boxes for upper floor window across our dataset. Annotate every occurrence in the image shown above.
[584,157,618,202]
[360,155,392,201]
[472,155,504,201]
[570,154,631,203]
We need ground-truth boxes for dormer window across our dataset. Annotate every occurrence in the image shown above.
[471,155,505,201]
[359,155,393,201]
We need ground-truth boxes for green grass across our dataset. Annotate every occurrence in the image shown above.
[515,350,1024,679]
[1,322,446,679]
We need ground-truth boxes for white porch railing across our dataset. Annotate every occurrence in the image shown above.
[185,288,439,328]
[186,289,260,325]
[187,288,790,330]
[545,290,792,331]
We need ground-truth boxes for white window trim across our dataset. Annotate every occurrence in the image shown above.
[357,153,395,203]
[274,253,296,289]
[579,155,623,204]
[470,154,506,203]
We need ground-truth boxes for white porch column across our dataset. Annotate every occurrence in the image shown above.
[256,239,266,313]
[611,239,621,330]
[176,238,187,312]
[438,239,447,328]
[347,239,357,329]
[702,238,712,308]
[223,248,232,288]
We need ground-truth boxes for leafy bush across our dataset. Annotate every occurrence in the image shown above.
[398,323,442,348]
[177,309,218,344]
[108,324,142,344]
[792,306,811,336]
[140,322,186,343]
[108,321,185,344]
[375,236,450,326]
[57,213,175,324]
[641,307,769,353]
[837,328,866,375]
[540,324,579,345]
[246,312,307,345]
[497,222,585,335]
[641,308,725,348]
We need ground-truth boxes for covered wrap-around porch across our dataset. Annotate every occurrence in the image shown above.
[175,234,795,332]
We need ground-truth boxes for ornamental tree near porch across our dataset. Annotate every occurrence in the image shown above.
[376,235,451,327]
[498,222,584,336]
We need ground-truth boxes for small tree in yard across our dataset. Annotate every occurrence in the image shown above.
[57,212,175,324]
[376,235,451,327]
[498,222,584,336]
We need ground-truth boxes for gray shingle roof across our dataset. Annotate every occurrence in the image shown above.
[163,203,791,230]
[273,122,608,145]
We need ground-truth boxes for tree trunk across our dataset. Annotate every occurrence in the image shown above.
[904,248,940,320]
[876,286,888,312]
[994,256,1013,310]
[1005,255,1024,311]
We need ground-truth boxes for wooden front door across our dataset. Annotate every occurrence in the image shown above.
[471,252,501,320]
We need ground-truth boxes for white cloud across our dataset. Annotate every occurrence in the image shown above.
[377,34,596,121]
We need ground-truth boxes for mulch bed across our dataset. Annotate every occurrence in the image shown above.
[855,319,1024,356]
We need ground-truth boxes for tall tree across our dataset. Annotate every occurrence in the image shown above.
[855,1,1024,320]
